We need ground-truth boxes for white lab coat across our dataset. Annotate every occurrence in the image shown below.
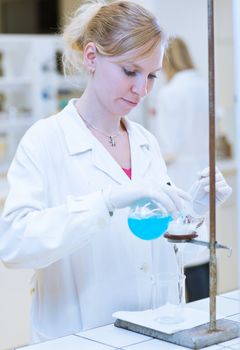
[0,99,182,342]
[151,69,209,191]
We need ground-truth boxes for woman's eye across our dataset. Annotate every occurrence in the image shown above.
[123,68,136,77]
[148,74,157,80]
[122,68,157,80]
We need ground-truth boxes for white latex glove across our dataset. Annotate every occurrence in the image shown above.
[189,167,232,216]
[103,181,191,216]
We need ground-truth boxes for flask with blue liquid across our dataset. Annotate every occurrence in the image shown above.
[128,199,173,240]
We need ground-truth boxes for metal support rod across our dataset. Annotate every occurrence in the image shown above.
[208,0,217,332]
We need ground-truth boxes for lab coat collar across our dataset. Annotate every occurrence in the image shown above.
[58,99,152,184]
[91,117,152,184]
[123,117,152,181]
[57,99,94,154]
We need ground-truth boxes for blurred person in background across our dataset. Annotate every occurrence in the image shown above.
[149,37,212,301]
[150,37,209,191]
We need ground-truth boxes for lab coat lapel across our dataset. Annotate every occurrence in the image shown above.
[126,119,152,181]
[130,139,152,181]
[92,118,153,184]
[92,142,130,185]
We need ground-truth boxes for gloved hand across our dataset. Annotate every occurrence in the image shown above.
[102,181,191,216]
[190,167,232,216]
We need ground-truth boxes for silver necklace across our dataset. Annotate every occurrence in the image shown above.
[80,115,122,147]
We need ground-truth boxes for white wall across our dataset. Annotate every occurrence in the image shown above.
[215,0,235,150]
[0,263,33,349]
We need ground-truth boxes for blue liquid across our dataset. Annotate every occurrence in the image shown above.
[128,215,173,240]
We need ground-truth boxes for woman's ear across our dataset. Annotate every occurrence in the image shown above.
[83,42,97,74]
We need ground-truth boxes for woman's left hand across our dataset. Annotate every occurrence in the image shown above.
[189,167,232,216]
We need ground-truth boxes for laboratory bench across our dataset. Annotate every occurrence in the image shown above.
[13,289,240,350]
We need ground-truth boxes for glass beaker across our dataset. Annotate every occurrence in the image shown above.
[151,272,186,324]
[128,199,173,240]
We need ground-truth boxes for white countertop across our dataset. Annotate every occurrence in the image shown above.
[17,290,240,350]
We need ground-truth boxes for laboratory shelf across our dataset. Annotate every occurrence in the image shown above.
[0,34,83,199]
[0,77,32,87]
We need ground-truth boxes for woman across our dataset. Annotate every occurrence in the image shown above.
[0,0,231,343]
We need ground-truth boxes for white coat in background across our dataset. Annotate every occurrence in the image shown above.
[0,99,186,343]
[151,69,209,191]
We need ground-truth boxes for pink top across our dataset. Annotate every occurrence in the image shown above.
[122,168,132,179]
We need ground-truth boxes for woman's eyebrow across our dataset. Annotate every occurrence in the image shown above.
[126,63,161,72]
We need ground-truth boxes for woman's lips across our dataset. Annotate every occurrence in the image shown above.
[122,98,139,107]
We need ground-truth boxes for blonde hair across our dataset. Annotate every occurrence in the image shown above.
[163,37,195,80]
[62,0,167,75]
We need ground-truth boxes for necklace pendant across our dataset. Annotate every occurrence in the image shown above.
[109,136,116,146]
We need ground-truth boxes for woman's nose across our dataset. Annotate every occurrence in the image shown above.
[131,77,148,97]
